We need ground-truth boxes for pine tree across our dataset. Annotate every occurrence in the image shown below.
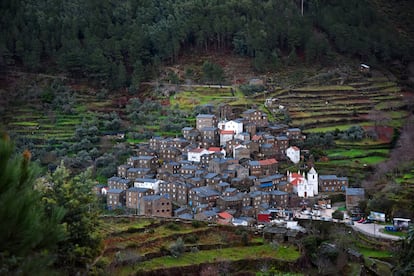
[0,134,65,274]
[44,162,103,273]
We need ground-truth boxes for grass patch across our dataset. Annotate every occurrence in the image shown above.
[327,156,387,166]
[326,148,389,159]
[9,121,39,127]
[358,247,393,258]
[292,85,355,92]
[136,244,299,271]
[304,123,372,133]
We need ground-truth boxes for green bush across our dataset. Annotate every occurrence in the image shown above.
[165,222,180,231]
[184,234,199,244]
[191,220,203,228]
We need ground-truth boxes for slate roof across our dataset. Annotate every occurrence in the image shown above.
[346,188,365,196]
[196,114,215,118]
[107,189,124,194]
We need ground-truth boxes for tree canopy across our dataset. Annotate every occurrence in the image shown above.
[1,0,412,86]
[0,134,65,274]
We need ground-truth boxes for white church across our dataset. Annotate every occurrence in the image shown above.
[287,167,318,198]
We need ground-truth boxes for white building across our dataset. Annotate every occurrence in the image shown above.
[286,146,300,164]
[188,148,210,163]
[288,167,318,198]
[219,130,235,146]
[134,178,163,193]
[218,119,243,135]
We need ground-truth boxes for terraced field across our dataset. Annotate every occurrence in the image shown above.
[95,217,301,275]
[262,74,408,131]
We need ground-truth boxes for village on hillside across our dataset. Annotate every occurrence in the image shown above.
[94,104,363,229]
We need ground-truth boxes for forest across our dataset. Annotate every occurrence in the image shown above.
[1,0,413,88]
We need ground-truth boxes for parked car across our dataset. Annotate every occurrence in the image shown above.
[351,216,361,221]
[362,219,373,224]
[357,218,366,223]
[385,225,398,232]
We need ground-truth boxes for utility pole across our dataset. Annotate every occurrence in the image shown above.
[301,0,304,16]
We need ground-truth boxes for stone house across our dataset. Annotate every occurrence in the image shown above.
[247,160,261,177]
[269,190,289,207]
[345,188,365,210]
[149,136,163,151]
[204,172,221,187]
[158,147,182,162]
[244,122,257,136]
[126,167,151,179]
[217,193,245,211]
[267,124,288,136]
[218,103,234,120]
[188,186,220,207]
[208,157,237,174]
[187,176,205,187]
[117,164,131,178]
[107,176,132,190]
[276,181,291,193]
[248,191,270,209]
[286,128,305,140]
[199,127,219,144]
[234,132,250,141]
[258,158,279,176]
[196,114,218,130]
[125,187,154,210]
[242,109,268,128]
[138,194,172,218]
[179,164,198,176]
[319,175,348,192]
[107,189,126,209]
[160,161,181,174]
[275,135,289,156]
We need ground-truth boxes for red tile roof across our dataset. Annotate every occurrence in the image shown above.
[258,158,278,165]
[220,130,235,135]
[190,148,206,153]
[218,211,233,219]
[208,147,221,152]
[289,173,304,186]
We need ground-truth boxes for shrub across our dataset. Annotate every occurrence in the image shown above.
[169,237,185,258]
[184,234,199,244]
[239,84,265,96]
[332,210,344,220]
[165,222,180,231]
[191,220,202,228]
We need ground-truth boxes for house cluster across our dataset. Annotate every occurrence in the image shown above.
[99,105,349,223]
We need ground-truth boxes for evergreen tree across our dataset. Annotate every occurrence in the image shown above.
[44,163,103,274]
[0,134,65,274]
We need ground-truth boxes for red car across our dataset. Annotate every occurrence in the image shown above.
[357,218,366,223]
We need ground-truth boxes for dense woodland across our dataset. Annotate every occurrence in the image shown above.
[1,0,413,88]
